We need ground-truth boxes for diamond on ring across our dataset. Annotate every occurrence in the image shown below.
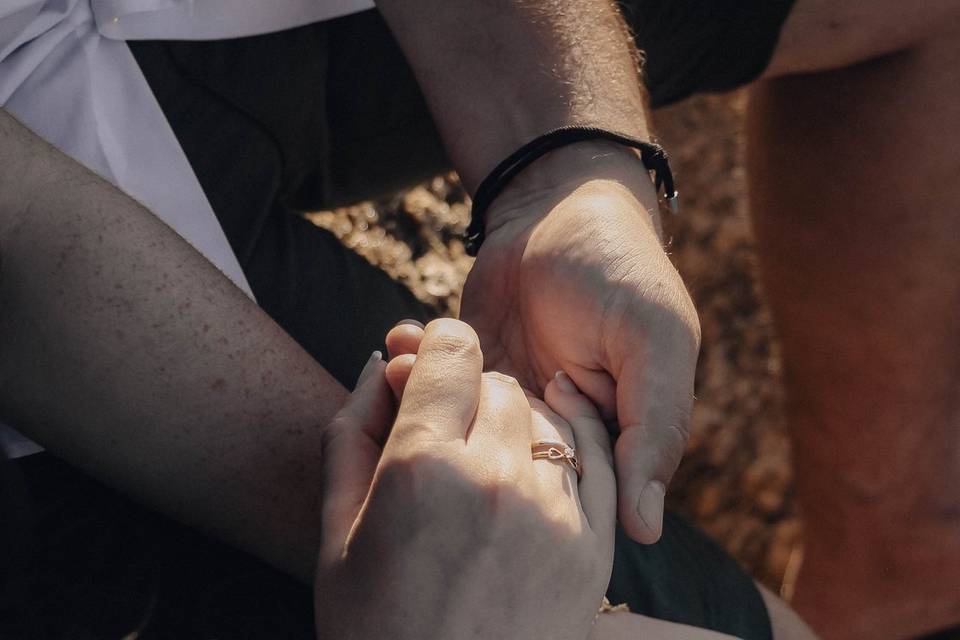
[531,440,582,479]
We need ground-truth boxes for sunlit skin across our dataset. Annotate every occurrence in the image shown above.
[375,0,701,544]
[317,319,805,640]
[315,319,617,640]
[0,0,698,578]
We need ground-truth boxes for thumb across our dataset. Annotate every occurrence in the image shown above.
[319,351,394,563]
[614,313,698,544]
[384,353,417,401]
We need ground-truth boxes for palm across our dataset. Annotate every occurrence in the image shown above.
[462,218,613,411]
[462,190,683,411]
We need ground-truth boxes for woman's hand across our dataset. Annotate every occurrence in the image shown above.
[315,318,617,640]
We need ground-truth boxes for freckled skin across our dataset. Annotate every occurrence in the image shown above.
[0,108,349,581]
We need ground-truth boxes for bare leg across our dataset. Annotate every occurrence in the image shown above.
[748,7,960,638]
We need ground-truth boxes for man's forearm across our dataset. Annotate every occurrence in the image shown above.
[374,0,651,192]
[0,109,346,581]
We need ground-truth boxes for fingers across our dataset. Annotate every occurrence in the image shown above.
[320,351,394,561]
[614,423,683,543]
[562,366,617,424]
[385,319,424,400]
[465,371,532,454]
[615,332,696,543]
[385,354,417,400]
[526,395,581,506]
[393,318,483,442]
[385,320,425,359]
[544,372,616,543]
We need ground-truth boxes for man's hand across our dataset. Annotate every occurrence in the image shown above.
[461,142,700,543]
[373,0,698,542]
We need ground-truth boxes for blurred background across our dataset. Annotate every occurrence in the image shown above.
[307,90,801,596]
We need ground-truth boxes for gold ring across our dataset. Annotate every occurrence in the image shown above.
[531,440,582,479]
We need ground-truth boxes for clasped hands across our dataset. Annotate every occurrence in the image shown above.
[316,155,700,638]
[316,319,615,640]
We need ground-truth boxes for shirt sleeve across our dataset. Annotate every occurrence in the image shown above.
[0,0,252,298]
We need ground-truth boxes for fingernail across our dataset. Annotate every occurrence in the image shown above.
[356,350,382,389]
[554,370,578,394]
[636,481,665,537]
[394,319,424,329]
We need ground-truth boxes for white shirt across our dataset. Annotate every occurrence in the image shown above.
[0,0,374,458]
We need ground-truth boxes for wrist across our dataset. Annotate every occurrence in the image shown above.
[481,140,663,242]
[456,110,652,193]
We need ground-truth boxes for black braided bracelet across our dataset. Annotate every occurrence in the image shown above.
[464,124,679,256]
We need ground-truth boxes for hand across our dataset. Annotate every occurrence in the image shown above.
[460,142,701,543]
[316,319,616,640]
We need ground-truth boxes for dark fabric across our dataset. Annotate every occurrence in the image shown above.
[609,514,773,639]
[0,453,33,607]
[129,14,439,388]
[621,0,797,107]
[0,453,315,639]
[1,453,771,639]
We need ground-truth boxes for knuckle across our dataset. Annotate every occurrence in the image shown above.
[482,371,523,395]
[423,319,480,358]
[431,333,480,360]
[481,375,526,411]
[479,378,530,430]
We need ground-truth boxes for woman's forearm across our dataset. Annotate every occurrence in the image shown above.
[0,108,346,582]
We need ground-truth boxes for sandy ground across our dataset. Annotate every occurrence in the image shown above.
[307,90,800,595]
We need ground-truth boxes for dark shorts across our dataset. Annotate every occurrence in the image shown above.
[2,454,771,639]
[1,7,787,638]
[624,0,797,106]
